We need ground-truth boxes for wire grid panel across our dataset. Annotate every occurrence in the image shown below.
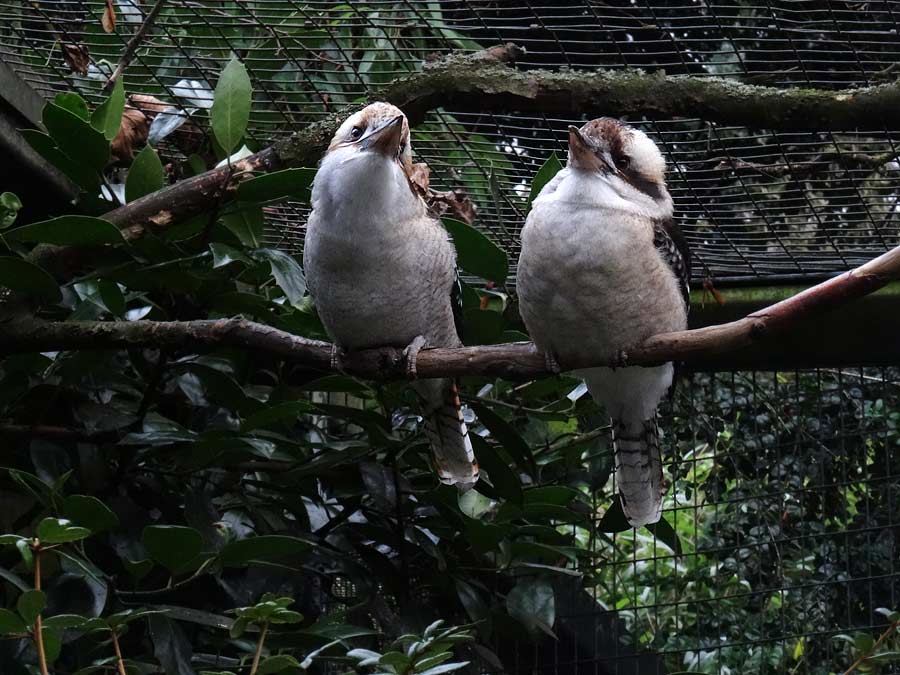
[2,1,900,280]
[496,367,900,675]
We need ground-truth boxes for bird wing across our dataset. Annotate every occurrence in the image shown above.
[653,217,691,312]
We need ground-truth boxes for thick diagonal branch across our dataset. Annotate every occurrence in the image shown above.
[3,245,899,377]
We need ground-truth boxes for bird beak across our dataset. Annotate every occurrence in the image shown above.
[568,125,617,174]
[360,115,404,157]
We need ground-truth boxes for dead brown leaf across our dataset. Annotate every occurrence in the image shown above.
[62,43,90,75]
[102,0,116,33]
[111,106,150,164]
[427,188,477,225]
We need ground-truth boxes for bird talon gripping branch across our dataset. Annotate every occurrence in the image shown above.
[403,335,428,379]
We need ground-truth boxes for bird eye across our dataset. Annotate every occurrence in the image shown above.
[616,155,630,169]
[349,126,363,140]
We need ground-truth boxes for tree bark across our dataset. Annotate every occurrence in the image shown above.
[3,244,898,378]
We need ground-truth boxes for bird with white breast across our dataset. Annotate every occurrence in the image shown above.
[303,102,478,489]
[516,117,690,527]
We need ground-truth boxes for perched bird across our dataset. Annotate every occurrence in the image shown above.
[303,102,478,488]
[516,118,690,527]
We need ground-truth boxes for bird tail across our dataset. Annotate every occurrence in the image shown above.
[613,414,664,527]
[416,378,479,488]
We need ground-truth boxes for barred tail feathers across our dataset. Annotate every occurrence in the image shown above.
[578,365,672,528]
[613,415,664,527]
[415,378,479,488]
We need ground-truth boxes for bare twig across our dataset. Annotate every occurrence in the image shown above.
[249,622,268,675]
[102,0,168,94]
[111,630,128,675]
[32,545,49,675]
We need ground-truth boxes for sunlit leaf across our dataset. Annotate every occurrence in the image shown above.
[211,57,252,154]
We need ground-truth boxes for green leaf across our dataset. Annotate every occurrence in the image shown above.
[64,495,120,533]
[0,258,61,303]
[211,57,252,154]
[17,590,46,626]
[253,248,306,307]
[53,93,90,121]
[126,145,165,203]
[647,515,683,556]
[221,205,263,247]
[123,557,154,580]
[469,402,535,476]
[235,168,316,204]
[5,215,122,246]
[455,579,489,624]
[528,152,563,208]
[0,608,27,634]
[210,242,250,268]
[470,435,522,504]
[506,578,555,637]
[219,535,311,567]
[596,497,632,533]
[20,129,101,193]
[42,626,62,662]
[418,663,470,675]
[36,517,91,544]
[0,192,22,228]
[91,77,126,141]
[142,525,203,573]
[240,401,315,432]
[458,489,493,519]
[43,101,109,171]
[442,218,508,283]
[257,655,301,674]
[42,614,88,630]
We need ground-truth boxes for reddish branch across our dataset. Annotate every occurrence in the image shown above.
[2,245,899,379]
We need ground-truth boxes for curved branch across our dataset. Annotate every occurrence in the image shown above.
[3,245,899,377]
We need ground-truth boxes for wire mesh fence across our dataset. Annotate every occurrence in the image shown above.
[1,1,899,672]
[3,0,900,281]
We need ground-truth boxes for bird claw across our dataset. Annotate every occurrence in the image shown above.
[544,351,562,375]
[403,335,428,379]
[613,349,629,369]
[330,344,348,373]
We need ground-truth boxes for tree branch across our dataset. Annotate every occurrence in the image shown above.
[70,44,900,250]
[2,245,899,377]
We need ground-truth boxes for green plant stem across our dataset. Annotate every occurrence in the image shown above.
[32,545,49,675]
[843,618,900,674]
[249,621,268,675]
[111,630,128,675]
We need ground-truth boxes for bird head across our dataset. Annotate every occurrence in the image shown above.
[327,102,412,169]
[567,118,668,203]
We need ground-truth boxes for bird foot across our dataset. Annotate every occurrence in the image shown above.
[544,350,562,375]
[330,344,348,373]
[403,335,428,379]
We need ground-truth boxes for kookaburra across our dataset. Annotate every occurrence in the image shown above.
[303,102,478,488]
[516,118,690,527]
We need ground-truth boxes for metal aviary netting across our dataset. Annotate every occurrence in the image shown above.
[2,2,900,674]
[2,0,900,282]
